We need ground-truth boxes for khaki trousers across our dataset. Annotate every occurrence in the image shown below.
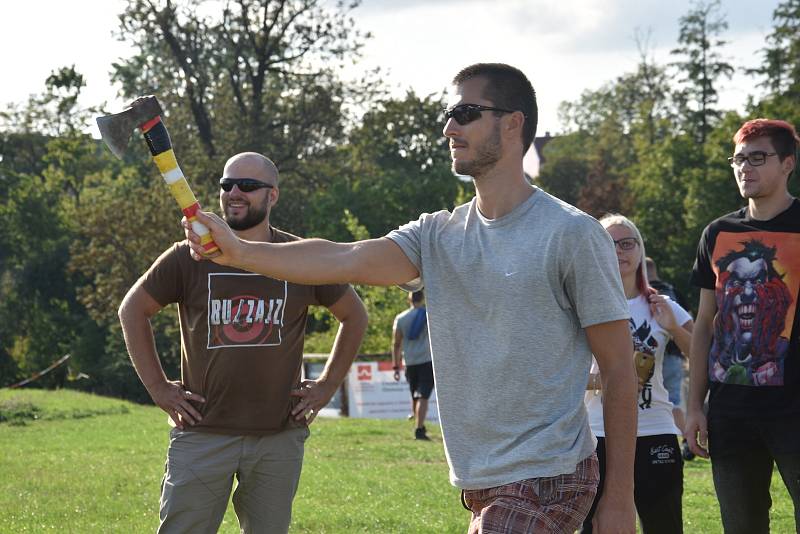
[158,426,310,534]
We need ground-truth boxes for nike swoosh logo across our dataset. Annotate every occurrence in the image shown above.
[504,272,517,277]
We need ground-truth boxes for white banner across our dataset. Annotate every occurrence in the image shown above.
[346,361,438,422]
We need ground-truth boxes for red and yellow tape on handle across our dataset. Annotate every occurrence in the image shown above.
[140,116,219,255]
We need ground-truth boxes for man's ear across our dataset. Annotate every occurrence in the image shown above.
[502,111,526,147]
[505,111,525,135]
[782,154,797,179]
[270,187,279,207]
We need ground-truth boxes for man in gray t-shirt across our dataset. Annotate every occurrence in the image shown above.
[392,290,434,440]
[186,63,638,534]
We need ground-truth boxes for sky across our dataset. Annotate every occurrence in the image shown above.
[0,0,783,138]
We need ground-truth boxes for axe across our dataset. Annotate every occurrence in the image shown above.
[96,96,219,255]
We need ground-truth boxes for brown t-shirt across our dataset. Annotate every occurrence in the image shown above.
[141,228,348,435]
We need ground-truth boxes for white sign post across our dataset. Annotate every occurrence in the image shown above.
[346,361,438,422]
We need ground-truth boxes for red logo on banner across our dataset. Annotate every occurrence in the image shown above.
[357,364,372,381]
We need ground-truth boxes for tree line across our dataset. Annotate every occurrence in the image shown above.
[1,0,798,401]
[538,0,800,305]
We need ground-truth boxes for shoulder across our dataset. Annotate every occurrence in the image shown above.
[627,294,650,314]
[391,203,471,238]
[395,308,413,322]
[423,202,472,225]
[154,241,192,267]
[534,190,606,235]
[702,207,748,235]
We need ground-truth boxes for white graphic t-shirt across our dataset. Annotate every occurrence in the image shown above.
[586,294,691,437]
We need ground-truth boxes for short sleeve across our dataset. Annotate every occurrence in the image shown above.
[668,298,693,325]
[690,225,717,290]
[385,216,425,291]
[313,283,350,308]
[141,243,185,306]
[563,222,630,328]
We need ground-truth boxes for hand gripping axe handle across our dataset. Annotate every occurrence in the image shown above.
[96,96,219,255]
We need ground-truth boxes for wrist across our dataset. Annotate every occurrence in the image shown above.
[228,238,247,266]
[666,325,680,336]
[143,376,169,392]
[687,403,705,416]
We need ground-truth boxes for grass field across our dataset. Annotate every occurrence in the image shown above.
[0,389,795,533]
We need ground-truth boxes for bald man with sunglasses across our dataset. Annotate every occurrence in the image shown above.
[118,152,367,533]
[184,65,637,534]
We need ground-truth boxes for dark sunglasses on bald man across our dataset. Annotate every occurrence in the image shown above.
[219,178,274,192]
[443,104,519,125]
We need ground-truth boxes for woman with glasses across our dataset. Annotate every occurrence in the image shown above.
[581,214,694,534]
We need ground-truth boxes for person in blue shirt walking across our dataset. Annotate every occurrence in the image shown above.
[392,290,434,440]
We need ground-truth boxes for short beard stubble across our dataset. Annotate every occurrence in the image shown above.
[453,122,502,179]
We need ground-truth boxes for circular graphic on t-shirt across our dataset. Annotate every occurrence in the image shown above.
[215,294,275,345]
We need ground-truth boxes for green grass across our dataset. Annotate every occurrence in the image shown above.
[0,389,795,533]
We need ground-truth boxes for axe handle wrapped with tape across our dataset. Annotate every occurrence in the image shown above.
[139,115,219,255]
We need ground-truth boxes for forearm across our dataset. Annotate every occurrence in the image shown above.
[687,327,712,413]
[231,238,352,285]
[668,325,693,356]
[119,311,168,394]
[599,360,637,495]
[233,238,406,286]
[586,320,637,498]
[317,314,367,388]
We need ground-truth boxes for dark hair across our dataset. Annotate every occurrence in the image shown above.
[411,290,425,303]
[452,63,538,152]
[716,239,783,281]
[734,119,800,164]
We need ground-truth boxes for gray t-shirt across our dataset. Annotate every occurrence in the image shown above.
[394,307,432,366]
[386,189,629,489]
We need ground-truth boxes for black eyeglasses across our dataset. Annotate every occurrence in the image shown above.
[219,178,274,192]
[443,104,517,125]
[727,151,778,167]
[613,237,639,251]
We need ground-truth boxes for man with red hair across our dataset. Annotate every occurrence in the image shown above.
[686,119,800,533]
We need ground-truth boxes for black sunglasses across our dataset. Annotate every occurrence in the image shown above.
[443,104,518,125]
[219,178,274,193]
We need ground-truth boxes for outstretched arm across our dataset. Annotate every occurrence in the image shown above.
[184,211,419,286]
[586,319,637,534]
[290,287,368,423]
[118,282,205,429]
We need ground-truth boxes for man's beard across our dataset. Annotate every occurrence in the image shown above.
[224,201,269,231]
[452,123,502,178]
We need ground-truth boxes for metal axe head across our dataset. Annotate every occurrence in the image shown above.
[96,95,163,158]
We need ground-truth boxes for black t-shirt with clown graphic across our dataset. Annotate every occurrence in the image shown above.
[691,199,800,419]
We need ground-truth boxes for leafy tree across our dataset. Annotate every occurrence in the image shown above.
[305,91,461,241]
[747,0,800,97]
[670,0,734,145]
[0,65,98,137]
[111,0,379,238]
[535,132,591,206]
[0,66,107,389]
[0,177,77,386]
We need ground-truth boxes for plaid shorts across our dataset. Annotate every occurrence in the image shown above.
[462,453,599,534]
